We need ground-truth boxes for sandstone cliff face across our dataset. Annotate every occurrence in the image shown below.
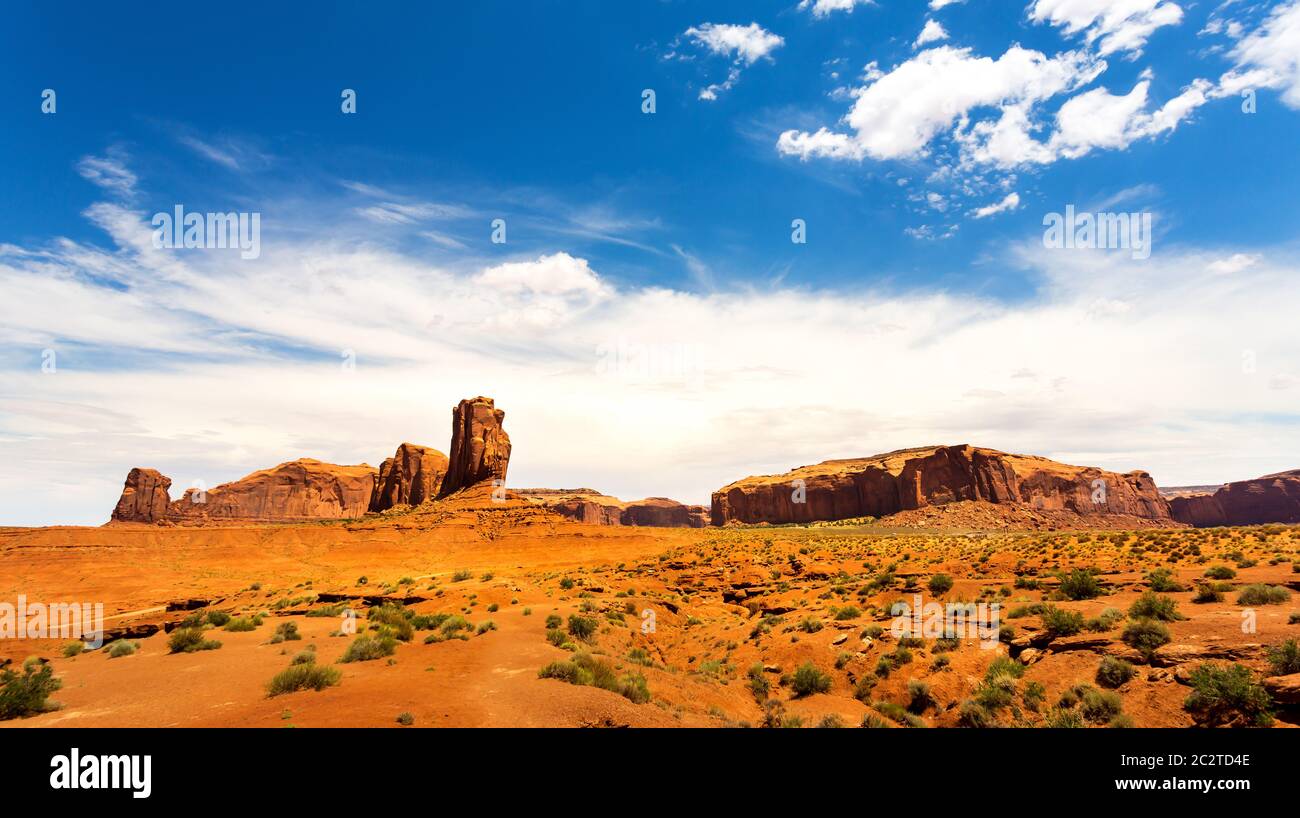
[711,445,1174,526]
[110,468,173,523]
[370,443,448,511]
[110,459,378,524]
[1170,470,1300,526]
[439,397,511,497]
[516,489,708,528]
[167,459,377,523]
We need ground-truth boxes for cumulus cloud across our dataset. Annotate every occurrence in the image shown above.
[1029,0,1185,58]
[914,19,949,48]
[799,0,875,17]
[684,22,783,65]
[778,45,1104,162]
[681,22,784,101]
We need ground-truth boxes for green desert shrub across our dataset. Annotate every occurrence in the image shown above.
[339,633,398,663]
[0,660,61,720]
[1204,565,1236,580]
[1057,568,1103,600]
[537,653,649,704]
[1183,663,1273,727]
[927,574,954,595]
[1096,656,1136,688]
[1192,584,1224,604]
[1266,638,1300,676]
[106,640,139,658]
[204,610,231,627]
[1121,618,1171,658]
[1128,591,1185,621]
[168,627,221,653]
[789,662,832,697]
[223,616,259,632]
[1040,605,1084,637]
[61,641,84,658]
[566,615,599,642]
[1236,585,1290,606]
[1146,568,1183,592]
[267,663,341,696]
[1085,607,1124,632]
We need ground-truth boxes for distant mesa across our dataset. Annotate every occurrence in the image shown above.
[109,395,512,525]
[109,400,1292,531]
[710,444,1176,527]
[1168,469,1300,527]
[516,489,708,528]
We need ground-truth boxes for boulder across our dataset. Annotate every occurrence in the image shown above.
[1263,673,1300,706]
[439,396,511,497]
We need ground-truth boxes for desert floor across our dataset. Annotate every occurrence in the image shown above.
[2,500,1298,728]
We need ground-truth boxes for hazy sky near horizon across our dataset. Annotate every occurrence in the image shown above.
[2,1,1300,525]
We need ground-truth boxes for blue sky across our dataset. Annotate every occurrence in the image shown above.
[2,1,1300,525]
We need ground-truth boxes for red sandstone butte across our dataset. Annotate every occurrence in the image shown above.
[517,489,708,528]
[110,467,173,523]
[1170,469,1300,527]
[439,396,511,497]
[711,444,1174,526]
[370,443,449,512]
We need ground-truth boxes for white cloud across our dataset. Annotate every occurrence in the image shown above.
[972,191,1021,218]
[1225,0,1300,107]
[930,0,964,8]
[682,22,784,101]
[76,151,137,198]
[684,22,784,65]
[799,0,875,17]
[1029,0,1185,57]
[5,180,1300,525]
[1207,253,1260,274]
[914,19,949,48]
[779,45,1104,161]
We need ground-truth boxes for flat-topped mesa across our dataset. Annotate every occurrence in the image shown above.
[109,459,378,525]
[438,396,511,497]
[111,468,173,523]
[516,489,709,528]
[711,444,1174,526]
[169,459,378,523]
[370,443,449,512]
[1170,469,1300,527]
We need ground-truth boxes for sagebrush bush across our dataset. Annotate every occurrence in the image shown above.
[1121,618,1171,658]
[167,627,221,654]
[268,663,341,696]
[1184,663,1272,727]
[1040,605,1084,637]
[1057,568,1103,600]
[1237,585,1290,606]
[0,660,61,720]
[790,662,832,697]
[1096,656,1136,688]
[1128,591,1185,622]
[1266,638,1300,676]
[340,633,397,663]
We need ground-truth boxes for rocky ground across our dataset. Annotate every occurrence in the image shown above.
[3,498,1299,728]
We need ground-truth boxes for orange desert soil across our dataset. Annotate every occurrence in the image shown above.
[3,495,1299,728]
